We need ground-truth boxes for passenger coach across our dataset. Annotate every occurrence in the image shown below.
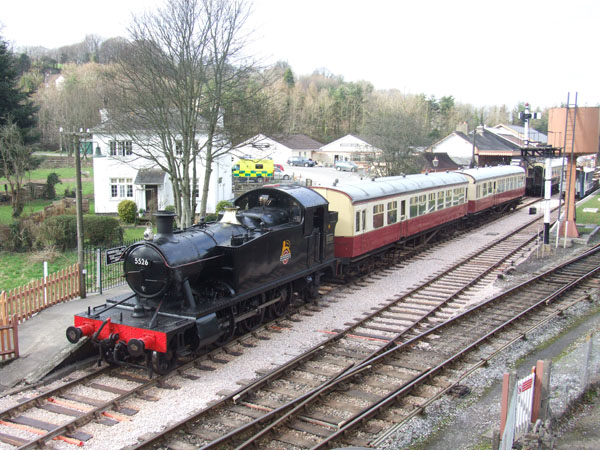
[460,166,525,214]
[312,172,469,261]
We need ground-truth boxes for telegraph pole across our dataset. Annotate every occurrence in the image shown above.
[60,127,88,298]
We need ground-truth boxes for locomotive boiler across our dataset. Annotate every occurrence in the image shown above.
[66,186,338,373]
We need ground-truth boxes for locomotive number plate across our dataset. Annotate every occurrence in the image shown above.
[134,258,150,266]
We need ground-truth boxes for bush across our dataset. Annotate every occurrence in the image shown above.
[118,200,137,224]
[85,216,123,247]
[41,215,124,249]
[64,187,75,198]
[42,215,77,250]
[164,205,175,213]
[5,221,35,252]
[44,172,61,200]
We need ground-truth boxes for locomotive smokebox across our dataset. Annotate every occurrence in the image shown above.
[154,210,177,239]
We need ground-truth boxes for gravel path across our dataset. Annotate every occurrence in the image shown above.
[1,200,581,450]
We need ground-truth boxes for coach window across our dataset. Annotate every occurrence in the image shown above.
[373,204,384,228]
[387,201,397,224]
[400,200,406,220]
[428,193,436,212]
[355,211,361,233]
[437,191,444,209]
[418,195,426,215]
[362,210,366,231]
[410,197,418,217]
[476,184,481,199]
[452,188,460,206]
[445,190,452,208]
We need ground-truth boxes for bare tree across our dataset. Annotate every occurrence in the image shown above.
[34,63,105,152]
[361,91,429,176]
[0,120,40,216]
[105,0,255,227]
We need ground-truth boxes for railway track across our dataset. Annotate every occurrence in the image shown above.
[124,203,567,449]
[0,197,548,449]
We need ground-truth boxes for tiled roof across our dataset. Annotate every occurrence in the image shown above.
[270,134,323,150]
[134,169,166,185]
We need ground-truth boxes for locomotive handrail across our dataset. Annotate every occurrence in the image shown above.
[89,293,135,318]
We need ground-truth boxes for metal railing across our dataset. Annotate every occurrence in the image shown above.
[83,239,138,294]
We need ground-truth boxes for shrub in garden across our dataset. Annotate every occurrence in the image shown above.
[42,215,77,250]
[84,216,123,247]
[41,215,124,249]
[44,173,61,199]
[118,200,137,224]
[4,220,35,252]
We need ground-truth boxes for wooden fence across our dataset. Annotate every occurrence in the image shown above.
[0,292,18,361]
[0,263,81,361]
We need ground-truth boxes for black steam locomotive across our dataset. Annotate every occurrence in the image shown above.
[67,186,338,373]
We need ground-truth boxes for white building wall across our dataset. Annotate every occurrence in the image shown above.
[233,135,293,165]
[93,132,232,215]
[318,135,379,165]
[431,134,475,162]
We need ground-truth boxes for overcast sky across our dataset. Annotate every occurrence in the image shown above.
[1,0,598,109]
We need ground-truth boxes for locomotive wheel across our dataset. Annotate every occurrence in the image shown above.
[215,308,236,346]
[268,285,290,318]
[239,295,265,333]
[151,350,176,375]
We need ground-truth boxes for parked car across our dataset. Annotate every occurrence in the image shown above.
[334,160,358,172]
[273,167,290,180]
[274,163,285,172]
[287,156,315,167]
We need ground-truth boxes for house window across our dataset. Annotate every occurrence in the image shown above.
[109,140,133,156]
[373,204,384,229]
[387,201,397,224]
[176,140,183,155]
[110,178,133,199]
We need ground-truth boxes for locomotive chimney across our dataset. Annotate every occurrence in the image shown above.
[154,210,177,239]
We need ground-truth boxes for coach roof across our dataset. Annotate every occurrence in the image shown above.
[319,172,468,203]
[460,165,525,182]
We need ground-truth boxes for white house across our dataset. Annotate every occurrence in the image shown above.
[92,130,232,216]
[314,134,382,166]
[428,131,475,166]
[232,134,323,165]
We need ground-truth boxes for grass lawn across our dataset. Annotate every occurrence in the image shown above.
[576,193,600,226]
[0,249,78,292]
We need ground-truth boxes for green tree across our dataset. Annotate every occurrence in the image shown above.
[0,37,38,141]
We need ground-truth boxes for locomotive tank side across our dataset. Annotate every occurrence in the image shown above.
[123,211,245,301]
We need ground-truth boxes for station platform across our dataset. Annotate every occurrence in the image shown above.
[0,285,132,394]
